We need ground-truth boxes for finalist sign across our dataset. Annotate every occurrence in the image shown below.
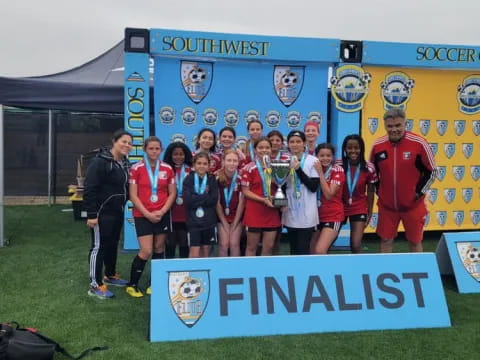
[151,254,450,342]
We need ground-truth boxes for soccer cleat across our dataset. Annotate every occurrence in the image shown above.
[146,286,152,295]
[88,284,114,299]
[126,286,144,298]
[103,274,128,287]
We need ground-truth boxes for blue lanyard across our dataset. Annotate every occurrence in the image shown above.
[175,165,186,197]
[144,156,159,196]
[223,171,238,209]
[347,162,361,202]
[293,153,307,198]
[249,141,255,160]
[194,173,207,194]
[255,159,270,198]
[317,165,332,205]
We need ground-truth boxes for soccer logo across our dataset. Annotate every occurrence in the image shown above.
[405,119,414,131]
[369,213,378,229]
[203,108,218,126]
[419,119,430,136]
[452,166,465,182]
[307,111,322,124]
[471,166,480,181]
[236,136,248,149]
[462,188,473,203]
[444,188,456,204]
[181,61,213,104]
[429,143,438,156]
[436,211,447,226]
[462,143,473,159]
[428,188,438,204]
[473,120,480,136]
[453,211,464,226]
[159,106,175,125]
[436,166,446,181]
[330,64,371,112]
[224,109,239,128]
[170,133,187,144]
[380,71,415,110]
[444,143,455,159]
[274,66,304,107]
[471,210,480,225]
[457,75,480,115]
[454,120,466,136]
[286,111,301,128]
[181,107,196,126]
[436,120,448,136]
[368,118,378,135]
[244,110,260,124]
[266,110,281,128]
[456,242,480,282]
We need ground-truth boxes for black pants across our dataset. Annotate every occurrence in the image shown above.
[286,227,314,255]
[88,212,123,287]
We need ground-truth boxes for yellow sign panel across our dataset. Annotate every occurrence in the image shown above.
[362,67,480,232]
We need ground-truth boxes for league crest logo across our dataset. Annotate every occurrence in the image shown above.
[126,72,145,82]
[380,71,415,110]
[427,188,438,204]
[244,110,260,124]
[368,118,378,135]
[236,136,248,149]
[453,211,465,226]
[471,166,480,181]
[286,111,301,128]
[170,133,187,144]
[203,108,218,127]
[473,120,480,136]
[456,242,480,282]
[424,213,430,227]
[266,110,281,128]
[181,61,213,104]
[168,270,210,328]
[224,109,239,128]
[471,210,480,225]
[369,213,378,229]
[429,143,438,156]
[419,119,430,136]
[452,166,465,182]
[444,188,456,204]
[330,64,371,112]
[462,188,473,203]
[457,75,480,115]
[307,111,322,124]
[436,120,448,136]
[405,119,414,131]
[436,166,446,181]
[159,106,175,125]
[274,66,304,107]
[435,211,447,226]
[454,120,466,136]
[462,143,473,159]
[444,143,455,159]
[181,107,196,126]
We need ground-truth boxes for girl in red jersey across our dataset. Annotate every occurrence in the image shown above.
[194,128,221,173]
[341,135,377,253]
[241,137,280,256]
[304,121,320,155]
[126,136,176,297]
[311,143,346,255]
[216,149,245,257]
[217,126,247,169]
[242,119,263,164]
[163,141,193,259]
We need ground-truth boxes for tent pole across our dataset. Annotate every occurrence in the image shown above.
[0,104,4,247]
[48,110,53,206]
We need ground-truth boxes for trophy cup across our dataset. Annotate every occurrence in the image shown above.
[264,155,290,207]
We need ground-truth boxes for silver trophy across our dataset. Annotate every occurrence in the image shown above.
[264,154,290,207]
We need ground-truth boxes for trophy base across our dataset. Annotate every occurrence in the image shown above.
[273,198,288,207]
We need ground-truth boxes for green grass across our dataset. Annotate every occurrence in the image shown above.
[1,205,479,359]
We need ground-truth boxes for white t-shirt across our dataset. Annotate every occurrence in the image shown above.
[282,154,319,228]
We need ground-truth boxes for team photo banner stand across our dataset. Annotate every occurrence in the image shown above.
[150,254,450,342]
[436,231,480,293]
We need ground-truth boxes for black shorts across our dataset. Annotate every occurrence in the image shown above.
[172,222,187,231]
[134,213,172,237]
[246,226,281,233]
[187,227,218,247]
[343,213,368,224]
[316,221,342,232]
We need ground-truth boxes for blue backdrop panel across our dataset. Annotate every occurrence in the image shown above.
[436,231,480,293]
[151,253,450,342]
[153,57,329,149]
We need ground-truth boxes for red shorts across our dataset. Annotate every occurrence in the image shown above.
[376,200,427,244]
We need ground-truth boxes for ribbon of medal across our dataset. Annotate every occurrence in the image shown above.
[194,172,208,218]
[347,162,360,206]
[223,171,238,216]
[145,156,160,203]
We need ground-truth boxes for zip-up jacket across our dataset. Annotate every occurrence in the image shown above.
[183,172,218,231]
[370,131,436,211]
[83,148,130,219]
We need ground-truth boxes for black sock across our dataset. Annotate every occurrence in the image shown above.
[128,255,147,287]
[179,246,189,258]
[165,245,176,259]
[152,252,164,260]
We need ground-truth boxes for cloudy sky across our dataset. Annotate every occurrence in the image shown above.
[1,0,479,77]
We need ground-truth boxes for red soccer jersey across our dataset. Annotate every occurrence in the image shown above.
[241,162,280,228]
[129,160,175,218]
[318,164,345,222]
[171,165,192,223]
[342,161,377,216]
[218,174,242,223]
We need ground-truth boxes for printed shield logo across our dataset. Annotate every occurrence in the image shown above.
[405,119,413,131]
[473,120,480,136]
[224,109,239,128]
[181,107,196,126]
[444,188,456,204]
[203,108,218,127]
[181,61,213,104]
[436,120,448,136]
[436,211,447,226]
[452,166,465,182]
[462,188,473,203]
[244,110,260,124]
[274,66,304,107]
[454,120,466,136]
[330,64,371,112]
[429,143,438,156]
[456,242,480,282]
[286,111,301,128]
[444,143,455,159]
[266,110,281,128]
[436,166,446,181]
[457,75,480,115]
[428,188,438,204]
[453,211,464,226]
[419,119,430,136]
[380,71,415,110]
[368,118,378,135]
[471,166,480,181]
[307,111,322,124]
[471,210,480,225]
[236,136,248,149]
[168,270,210,328]
[369,213,378,229]
[170,133,187,144]
[462,143,473,159]
[159,106,175,125]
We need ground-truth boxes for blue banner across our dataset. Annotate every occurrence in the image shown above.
[151,254,450,342]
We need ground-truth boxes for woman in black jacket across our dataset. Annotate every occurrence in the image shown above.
[83,130,132,299]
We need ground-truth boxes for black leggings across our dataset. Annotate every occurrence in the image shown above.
[286,227,314,255]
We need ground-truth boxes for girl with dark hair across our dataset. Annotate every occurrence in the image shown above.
[267,130,289,161]
[84,129,132,299]
[125,136,176,297]
[311,143,345,254]
[242,119,263,164]
[163,141,193,259]
[194,128,221,173]
[217,126,246,169]
[216,149,245,257]
[341,134,377,253]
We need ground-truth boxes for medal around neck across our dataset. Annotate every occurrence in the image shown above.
[150,194,158,203]
[269,153,290,207]
[195,207,205,218]
[176,197,183,205]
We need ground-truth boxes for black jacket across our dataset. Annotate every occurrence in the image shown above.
[83,148,130,219]
[183,172,218,231]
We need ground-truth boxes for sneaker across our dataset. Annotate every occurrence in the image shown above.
[104,274,128,287]
[126,286,144,298]
[88,284,114,299]
[146,286,152,295]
